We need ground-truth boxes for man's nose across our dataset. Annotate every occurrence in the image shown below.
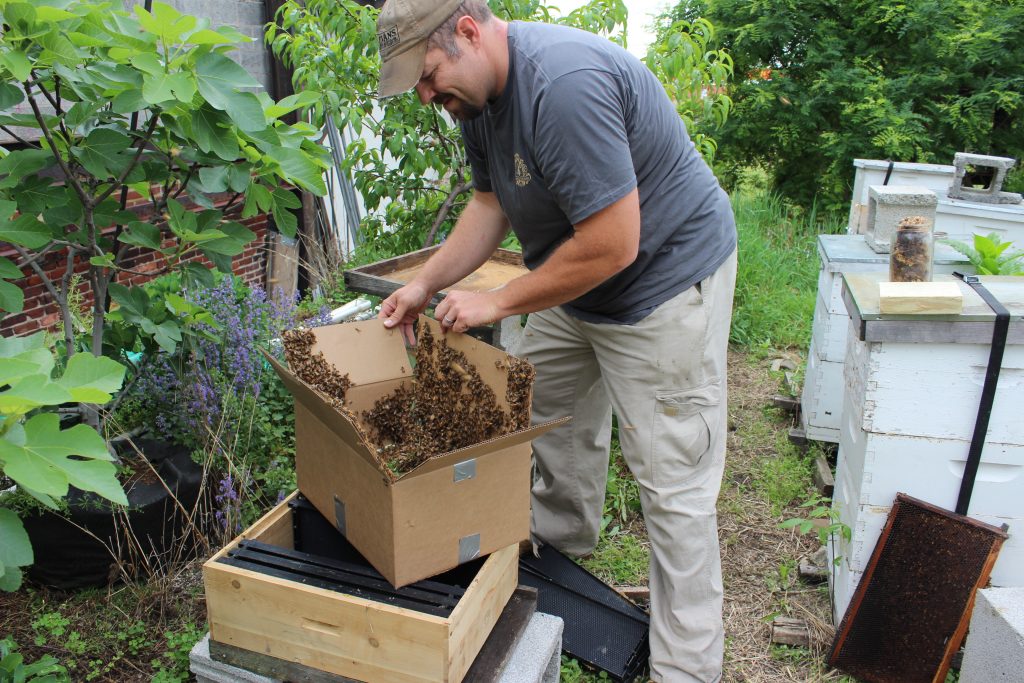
[415,81,433,105]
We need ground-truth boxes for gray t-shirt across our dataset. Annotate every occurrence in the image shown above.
[461,21,736,324]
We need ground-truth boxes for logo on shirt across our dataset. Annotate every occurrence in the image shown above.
[514,154,532,187]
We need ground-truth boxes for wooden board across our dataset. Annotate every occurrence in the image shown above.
[203,494,519,683]
[878,281,963,314]
[344,247,528,304]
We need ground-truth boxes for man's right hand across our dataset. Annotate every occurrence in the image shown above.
[379,281,432,346]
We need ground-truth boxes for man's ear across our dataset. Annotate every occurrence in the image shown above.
[454,15,482,46]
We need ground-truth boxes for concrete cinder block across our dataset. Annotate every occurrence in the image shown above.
[190,612,565,683]
[949,152,1022,205]
[498,613,564,683]
[960,587,1024,682]
[865,185,937,253]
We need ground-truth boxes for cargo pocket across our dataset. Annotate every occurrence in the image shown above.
[652,382,721,487]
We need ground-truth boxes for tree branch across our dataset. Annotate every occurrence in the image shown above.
[423,180,471,248]
[94,114,160,205]
[23,81,92,208]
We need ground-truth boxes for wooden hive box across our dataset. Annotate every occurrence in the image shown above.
[203,492,520,683]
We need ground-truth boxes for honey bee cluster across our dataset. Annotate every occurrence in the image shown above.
[282,328,353,410]
[504,356,535,431]
[362,325,529,476]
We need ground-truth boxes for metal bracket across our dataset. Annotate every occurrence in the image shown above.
[459,533,480,563]
[454,459,476,482]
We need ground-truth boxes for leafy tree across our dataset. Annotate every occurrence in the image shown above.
[268,0,732,254]
[0,0,329,429]
[666,0,1024,209]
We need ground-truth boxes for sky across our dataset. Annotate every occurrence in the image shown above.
[554,0,673,58]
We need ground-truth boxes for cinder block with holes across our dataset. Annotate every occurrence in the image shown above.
[865,185,938,253]
[948,152,1022,205]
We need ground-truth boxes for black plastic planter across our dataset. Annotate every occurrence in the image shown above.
[20,438,207,589]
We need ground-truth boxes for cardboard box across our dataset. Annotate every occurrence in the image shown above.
[203,492,520,682]
[267,316,566,587]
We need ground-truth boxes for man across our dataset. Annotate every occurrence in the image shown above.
[375,1,736,680]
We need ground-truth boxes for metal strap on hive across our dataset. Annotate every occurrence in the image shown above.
[519,543,649,681]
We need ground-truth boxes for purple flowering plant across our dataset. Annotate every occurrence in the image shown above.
[121,273,302,528]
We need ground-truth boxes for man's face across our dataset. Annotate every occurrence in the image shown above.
[415,46,486,122]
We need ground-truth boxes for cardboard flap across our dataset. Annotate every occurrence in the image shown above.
[311,320,410,387]
[264,352,380,469]
[418,315,513,411]
[399,416,571,481]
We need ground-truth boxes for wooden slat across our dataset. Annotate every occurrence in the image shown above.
[344,248,527,304]
[447,544,520,682]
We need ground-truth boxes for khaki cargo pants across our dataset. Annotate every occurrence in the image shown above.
[522,250,736,683]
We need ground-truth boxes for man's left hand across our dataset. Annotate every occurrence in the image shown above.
[434,290,503,333]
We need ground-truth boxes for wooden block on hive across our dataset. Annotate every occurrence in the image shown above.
[878,281,963,315]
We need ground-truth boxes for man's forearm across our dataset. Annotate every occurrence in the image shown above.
[412,191,510,295]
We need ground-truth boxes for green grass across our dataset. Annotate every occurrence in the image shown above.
[730,192,845,350]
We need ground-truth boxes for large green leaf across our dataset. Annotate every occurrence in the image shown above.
[56,353,125,404]
[269,187,301,237]
[135,1,196,43]
[117,221,163,250]
[200,220,255,255]
[270,145,327,195]
[0,214,51,249]
[73,128,132,178]
[195,52,265,131]
[0,148,55,186]
[0,508,33,569]
[264,91,321,120]
[0,414,126,505]
[0,280,23,314]
[190,105,239,161]
[0,565,23,591]
[0,375,73,414]
[37,31,81,66]
[0,255,22,279]
[108,283,149,319]
[0,83,24,111]
[0,50,32,82]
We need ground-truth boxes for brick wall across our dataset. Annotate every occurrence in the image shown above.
[0,190,273,337]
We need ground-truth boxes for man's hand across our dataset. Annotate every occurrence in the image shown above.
[380,282,432,345]
[434,290,503,334]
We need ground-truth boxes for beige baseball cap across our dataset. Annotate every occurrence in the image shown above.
[376,0,463,99]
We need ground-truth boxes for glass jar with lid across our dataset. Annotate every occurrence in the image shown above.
[889,215,934,282]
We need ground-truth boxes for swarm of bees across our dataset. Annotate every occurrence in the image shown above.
[282,328,353,411]
[504,355,535,432]
[362,325,536,477]
[283,324,537,480]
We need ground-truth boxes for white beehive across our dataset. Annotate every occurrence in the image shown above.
[829,273,1024,623]
[847,158,1024,243]
[849,160,955,234]
[800,235,971,443]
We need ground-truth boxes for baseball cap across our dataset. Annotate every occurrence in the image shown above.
[376,0,463,99]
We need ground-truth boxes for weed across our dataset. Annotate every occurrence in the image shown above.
[560,655,613,682]
[150,622,205,682]
[752,443,812,515]
[581,531,649,586]
[0,637,68,683]
[780,494,852,561]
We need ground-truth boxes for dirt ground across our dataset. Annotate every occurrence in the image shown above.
[719,350,846,683]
